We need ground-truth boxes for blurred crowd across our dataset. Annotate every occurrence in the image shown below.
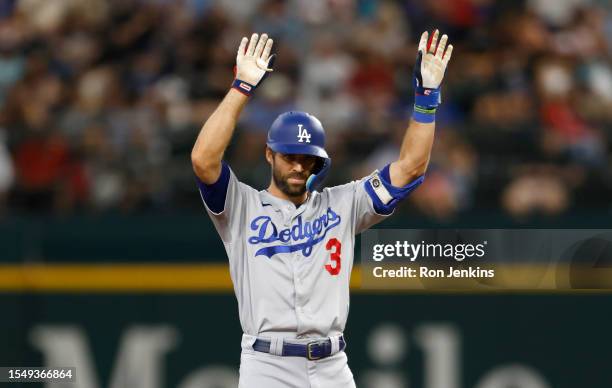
[0,0,610,220]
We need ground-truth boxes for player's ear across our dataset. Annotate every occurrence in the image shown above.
[265,146,274,165]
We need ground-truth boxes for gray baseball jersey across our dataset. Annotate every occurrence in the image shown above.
[197,162,422,339]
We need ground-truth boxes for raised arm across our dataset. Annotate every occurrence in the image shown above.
[191,33,274,184]
[389,30,453,187]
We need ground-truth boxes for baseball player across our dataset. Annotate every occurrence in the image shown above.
[191,30,453,387]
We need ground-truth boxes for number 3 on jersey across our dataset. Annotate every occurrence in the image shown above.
[325,238,341,275]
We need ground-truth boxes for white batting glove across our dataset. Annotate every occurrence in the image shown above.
[413,30,454,123]
[232,33,275,96]
[416,30,453,89]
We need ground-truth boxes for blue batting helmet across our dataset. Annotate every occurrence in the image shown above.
[266,111,331,192]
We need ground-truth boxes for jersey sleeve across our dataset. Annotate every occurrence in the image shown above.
[195,161,246,243]
[353,163,424,234]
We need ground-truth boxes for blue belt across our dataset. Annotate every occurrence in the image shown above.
[252,336,346,360]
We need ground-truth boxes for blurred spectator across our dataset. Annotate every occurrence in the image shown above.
[528,0,590,27]
[299,30,358,131]
[0,129,14,211]
[242,74,297,133]
[502,165,570,218]
[408,131,477,219]
[0,0,608,221]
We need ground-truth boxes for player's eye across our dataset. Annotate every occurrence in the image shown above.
[281,154,316,167]
[282,154,295,162]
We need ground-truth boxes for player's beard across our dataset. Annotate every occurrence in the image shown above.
[272,166,308,197]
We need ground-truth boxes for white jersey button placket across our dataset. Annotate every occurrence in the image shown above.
[293,250,308,332]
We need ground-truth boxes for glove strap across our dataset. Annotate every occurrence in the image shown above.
[231,79,256,97]
[413,87,440,124]
[413,105,436,123]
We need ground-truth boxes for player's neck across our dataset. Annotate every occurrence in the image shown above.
[267,182,308,206]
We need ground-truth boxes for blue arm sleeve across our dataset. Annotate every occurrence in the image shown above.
[364,163,425,215]
[195,161,231,214]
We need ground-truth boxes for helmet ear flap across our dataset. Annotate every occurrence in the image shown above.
[306,158,331,192]
[313,157,324,174]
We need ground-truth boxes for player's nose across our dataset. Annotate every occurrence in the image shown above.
[290,160,305,172]
[291,166,305,175]
[291,155,314,172]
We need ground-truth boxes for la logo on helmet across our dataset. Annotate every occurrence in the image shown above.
[297,124,311,143]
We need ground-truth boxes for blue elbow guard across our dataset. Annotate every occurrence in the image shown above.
[364,164,425,215]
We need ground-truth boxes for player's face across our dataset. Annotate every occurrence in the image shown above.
[270,152,318,197]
